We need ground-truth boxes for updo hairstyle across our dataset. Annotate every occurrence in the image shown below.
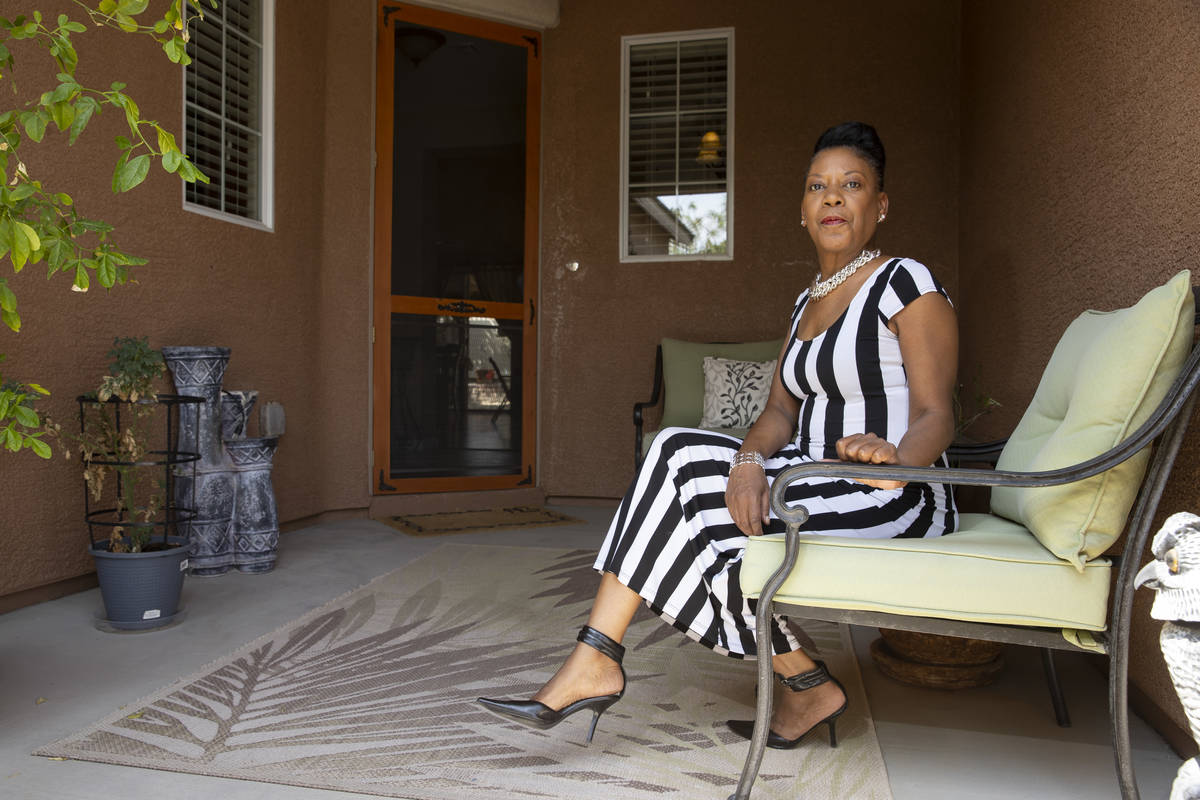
[812,121,886,190]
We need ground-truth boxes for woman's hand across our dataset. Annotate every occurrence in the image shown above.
[835,433,906,490]
[725,464,771,536]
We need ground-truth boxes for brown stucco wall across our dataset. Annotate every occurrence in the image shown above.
[0,0,373,597]
[538,0,962,499]
[959,0,1200,745]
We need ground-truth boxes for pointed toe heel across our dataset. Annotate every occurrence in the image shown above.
[477,625,627,744]
[726,659,848,750]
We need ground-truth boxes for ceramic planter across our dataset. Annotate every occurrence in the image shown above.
[225,436,280,573]
[162,347,237,576]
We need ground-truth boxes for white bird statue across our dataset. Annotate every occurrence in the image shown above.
[1136,511,1200,800]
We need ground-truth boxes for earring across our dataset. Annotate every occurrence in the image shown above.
[877,213,886,223]
[801,218,807,227]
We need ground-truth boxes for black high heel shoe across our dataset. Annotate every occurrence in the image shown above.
[477,625,627,744]
[726,659,848,749]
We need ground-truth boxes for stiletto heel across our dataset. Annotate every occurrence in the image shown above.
[477,625,627,744]
[726,659,848,750]
[585,709,603,744]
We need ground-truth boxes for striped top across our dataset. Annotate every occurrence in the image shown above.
[781,257,952,460]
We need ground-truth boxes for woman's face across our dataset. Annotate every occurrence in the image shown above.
[802,146,888,260]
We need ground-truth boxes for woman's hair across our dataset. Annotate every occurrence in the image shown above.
[813,122,886,189]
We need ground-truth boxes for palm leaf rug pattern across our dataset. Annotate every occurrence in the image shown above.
[36,545,892,799]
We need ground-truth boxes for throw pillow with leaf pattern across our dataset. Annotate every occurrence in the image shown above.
[699,356,777,429]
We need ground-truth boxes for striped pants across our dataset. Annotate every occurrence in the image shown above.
[594,427,954,659]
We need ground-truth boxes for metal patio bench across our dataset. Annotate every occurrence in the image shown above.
[731,272,1200,800]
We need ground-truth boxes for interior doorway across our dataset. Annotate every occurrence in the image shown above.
[372,4,540,493]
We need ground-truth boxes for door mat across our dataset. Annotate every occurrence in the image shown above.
[377,505,583,536]
[35,544,892,799]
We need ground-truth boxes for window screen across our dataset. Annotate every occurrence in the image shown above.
[184,0,270,224]
[622,30,732,260]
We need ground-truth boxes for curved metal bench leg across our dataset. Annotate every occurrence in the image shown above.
[729,523,803,800]
[1110,615,1139,799]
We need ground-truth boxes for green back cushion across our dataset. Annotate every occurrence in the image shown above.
[991,270,1194,570]
[660,338,784,429]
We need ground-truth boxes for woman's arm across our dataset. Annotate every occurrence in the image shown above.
[837,292,958,489]
[726,339,800,536]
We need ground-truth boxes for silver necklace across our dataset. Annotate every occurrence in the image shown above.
[809,249,880,300]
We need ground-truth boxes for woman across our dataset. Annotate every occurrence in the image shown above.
[478,121,958,750]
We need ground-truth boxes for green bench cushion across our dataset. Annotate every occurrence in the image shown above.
[739,513,1112,631]
[660,338,784,430]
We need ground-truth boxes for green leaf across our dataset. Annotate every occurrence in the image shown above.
[64,21,86,33]
[73,263,89,292]
[29,437,51,459]
[20,111,47,143]
[97,253,117,287]
[27,383,49,395]
[0,279,14,311]
[49,101,75,132]
[7,184,33,201]
[122,96,140,134]
[155,126,177,154]
[114,154,150,192]
[47,80,75,103]
[162,148,182,173]
[1,307,19,332]
[56,193,73,206]
[14,221,40,252]
[68,97,97,145]
[13,404,37,428]
[0,218,11,261]
[110,81,126,92]
[10,222,29,271]
[163,36,187,63]
[153,19,168,33]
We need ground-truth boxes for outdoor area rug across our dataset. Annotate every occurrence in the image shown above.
[35,544,892,799]
[378,505,583,536]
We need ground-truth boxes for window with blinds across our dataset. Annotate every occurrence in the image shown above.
[621,30,732,261]
[184,0,273,227]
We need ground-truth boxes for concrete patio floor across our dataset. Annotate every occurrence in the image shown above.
[0,506,1181,799]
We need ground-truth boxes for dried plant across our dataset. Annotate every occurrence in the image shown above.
[48,336,168,552]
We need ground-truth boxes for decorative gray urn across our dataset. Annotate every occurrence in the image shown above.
[225,436,280,573]
[220,390,258,439]
[162,346,236,576]
[1136,511,1200,800]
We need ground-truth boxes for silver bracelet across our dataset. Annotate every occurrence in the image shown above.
[730,451,766,472]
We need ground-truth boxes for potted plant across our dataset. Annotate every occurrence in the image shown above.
[49,336,200,631]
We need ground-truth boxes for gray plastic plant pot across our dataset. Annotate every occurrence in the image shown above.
[90,536,190,631]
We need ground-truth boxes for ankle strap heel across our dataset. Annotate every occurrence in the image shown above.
[577,625,626,665]
[775,659,832,691]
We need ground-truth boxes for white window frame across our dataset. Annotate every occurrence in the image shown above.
[181,0,276,231]
[620,28,734,263]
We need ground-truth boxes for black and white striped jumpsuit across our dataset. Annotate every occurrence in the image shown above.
[595,258,958,659]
